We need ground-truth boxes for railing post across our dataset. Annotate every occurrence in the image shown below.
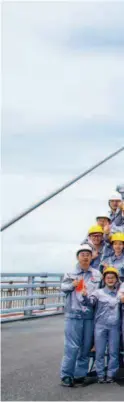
[39,280,46,311]
[24,276,33,317]
[61,274,65,312]
[57,275,64,311]
[57,277,60,311]
[7,281,13,309]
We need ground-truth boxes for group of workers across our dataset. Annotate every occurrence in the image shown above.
[60,190,124,386]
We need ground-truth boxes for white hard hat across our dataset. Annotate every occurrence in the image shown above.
[96,212,111,220]
[76,244,92,256]
[108,191,122,201]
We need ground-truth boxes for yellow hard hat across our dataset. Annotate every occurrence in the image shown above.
[88,225,104,235]
[103,267,119,277]
[111,232,124,243]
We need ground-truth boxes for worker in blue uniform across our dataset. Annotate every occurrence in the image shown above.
[108,192,124,226]
[82,267,124,383]
[60,244,101,387]
[118,281,124,364]
[96,212,111,230]
[85,225,105,270]
[100,233,124,278]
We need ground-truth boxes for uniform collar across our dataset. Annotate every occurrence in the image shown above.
[109,207,120,216]
[104,285,117,295]
[112,253,124,262]
[76,263,92,275]
[99,244,104,254]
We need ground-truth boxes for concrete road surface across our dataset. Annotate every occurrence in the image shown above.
[1,315,124,401]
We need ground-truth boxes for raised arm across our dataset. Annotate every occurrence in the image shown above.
[61,274,79,293]
[76,288,98,305]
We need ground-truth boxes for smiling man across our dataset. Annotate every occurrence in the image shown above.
[60,244,101,387]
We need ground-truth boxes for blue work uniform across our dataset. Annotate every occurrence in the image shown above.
[90,244,105,270]
[118,283,124,363]
[83,286,121,379]
[109,208,124,227]
[100,252,124,278]
[60,264,101,380]
[111,224,124,234]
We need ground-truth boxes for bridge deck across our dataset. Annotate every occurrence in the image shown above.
[1,315,124,401]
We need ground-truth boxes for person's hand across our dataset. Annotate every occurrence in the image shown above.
[72,279,80,288]
[82,289,87,296]
[118,201,122,209]
[121,201,124,212]
[102,263,108,271]
[120,294,124,303]
[118,201,124,211]
[92,250,99,260]
[104,223,110,235]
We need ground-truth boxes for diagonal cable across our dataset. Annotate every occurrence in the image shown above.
[1,146,124,231]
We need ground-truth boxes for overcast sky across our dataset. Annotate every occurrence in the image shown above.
[2,1,124,274]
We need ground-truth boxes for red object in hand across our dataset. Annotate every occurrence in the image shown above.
[76,278,87,292]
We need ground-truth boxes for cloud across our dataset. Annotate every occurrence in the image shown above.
[2,2,124,135]
[2,118,124,176]
[2,1,124,273]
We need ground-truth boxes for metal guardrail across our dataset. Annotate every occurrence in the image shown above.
[0,272,65,322]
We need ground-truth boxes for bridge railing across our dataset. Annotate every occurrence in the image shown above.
[0,273,65,322]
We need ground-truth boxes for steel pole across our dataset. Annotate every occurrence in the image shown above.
[1,146,124,231]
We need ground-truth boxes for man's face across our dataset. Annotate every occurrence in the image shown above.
[104,273,117,287]
[78,251,92,267]
[113,241,124,255]
[97,218,105,229]
[90,233,103,246]
[109,200,119,211]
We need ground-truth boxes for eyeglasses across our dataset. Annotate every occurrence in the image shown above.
[91,234,103,238]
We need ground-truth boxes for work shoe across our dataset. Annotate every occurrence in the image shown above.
[106,377,115,383]
[61,377,74,387]
[74,377,84,385]
[97,377,106,383]
[83,377,90,386]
